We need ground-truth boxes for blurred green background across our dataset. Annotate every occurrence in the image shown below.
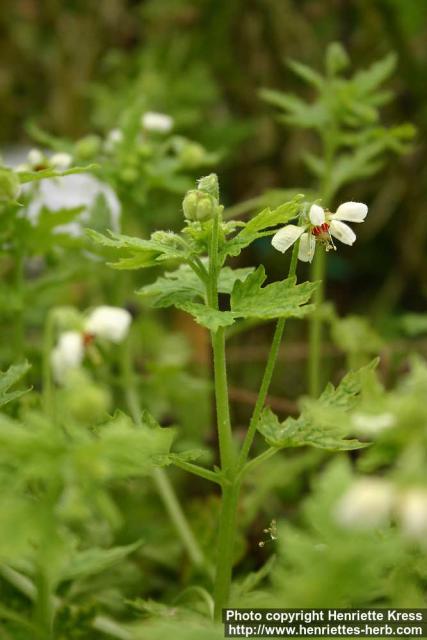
[2,0,427,317]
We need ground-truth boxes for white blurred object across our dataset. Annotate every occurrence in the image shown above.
[23,173,121,236]
[398,489,427,541]
[334,478,394,529]
[27,148,44,167]
[351,412,396,435]
[50,152,73,170]
[51,331,84,384]
[141,111,174,133]
[85,306,132,343]
[105,129,124,152]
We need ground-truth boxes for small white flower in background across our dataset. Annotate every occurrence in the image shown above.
[272,201,368,263]
[351,412,396,436]
[85,306,132,343]
[27,148,46,169]
[51,331,84,384]
[141,111,174,134]
[50,152,73,170]
[334,478,394,530]
[398,489,427,541]
[22,173,121,237]
[104,129,124,153]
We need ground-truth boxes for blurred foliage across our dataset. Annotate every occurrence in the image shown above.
[1,1,427,637]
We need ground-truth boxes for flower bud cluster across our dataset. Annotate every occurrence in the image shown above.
[182,173,220,222]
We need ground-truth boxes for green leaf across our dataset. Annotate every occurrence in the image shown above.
[137,265,205,308]
[17,164,97,184]
[97,413,177,477]
[0,362,31,407]
[230,266,317,320]
[261,89,328,129]
[177,302,237,332]
[58,540,142,583]
[258,362,377,451]
[353,53,397,96]
[224,198,302,257]
[137,265,254,309]
[401,313,427,337]
[288,59,324,88]
[87,229,192,270]
[330,315,383,355]
[19,206,85,253]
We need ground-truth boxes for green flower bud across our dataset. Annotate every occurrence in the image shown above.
[178,142,206,169]
[183,189,217,222]
[326,42,350,75]
[0,169,21,203]
[74,134,101,159]
[120,166,139,184]
[197,173,219,200]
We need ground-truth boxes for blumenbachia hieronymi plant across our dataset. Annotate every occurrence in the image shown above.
[262,43,415,397]
[90,173,372,619]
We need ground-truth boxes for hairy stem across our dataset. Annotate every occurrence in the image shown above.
[213,481,240,620]
[308,249,325,397]
[238,241,299,468]
[308,127,336,396]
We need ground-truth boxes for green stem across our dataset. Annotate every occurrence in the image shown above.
[151,467,205,569]
[238,446,278,482]
[213,480,240,620]
[308,249,325,397]
[307,126,336,396]
[171,458,223,486]
[206,208,240,617]
[42,310,56,417]
[119,339,206,570]
[14,251,25,358]
[238,241,299,468]
[212,327,234,471]
[34,568,53,639]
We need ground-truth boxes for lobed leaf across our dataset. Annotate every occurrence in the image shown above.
[17,164,97,184]
[258,362,378,451]
[224,197,302,257]
[230,266,317,320]
[0,362,31,408]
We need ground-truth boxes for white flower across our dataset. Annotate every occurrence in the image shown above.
[351,412,396,436]
[27,148,45,168]
[51,331,84,384]
[105,129,123,152]
[50,152,72,170]
[141,111,174,133]
[23,173,121,237]
[85,306,132,343]
[398,489,427,541]
[334,478,394,529]
[272,201,368,263]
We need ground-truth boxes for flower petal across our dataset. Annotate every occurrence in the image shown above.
[309,204,325,226]
[271,225,305,254]
[333,201,368,223]
[85,306,132,343]
[298,232,316,262]
[330,220,356,246]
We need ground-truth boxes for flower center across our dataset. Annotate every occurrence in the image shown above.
[83,332,95,347]
[311,222,330,237]
[311,222,336,252]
